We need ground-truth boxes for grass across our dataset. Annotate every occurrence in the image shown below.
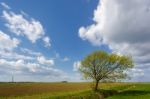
[0,82,150,99]
[106,83,150,99]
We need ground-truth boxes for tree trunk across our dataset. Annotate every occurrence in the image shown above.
[94,80,99,91]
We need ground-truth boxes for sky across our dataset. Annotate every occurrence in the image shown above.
[0,0,150,82]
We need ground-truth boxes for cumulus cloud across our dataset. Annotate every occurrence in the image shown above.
[37,55,54,66]
[79,25,102,46]
[73,61,81,71]
[2,5,51,47]
[43,36,51,47]
[0,31,38,61]
[0,59,37,72]
[0,31,20,50]
[0,2,68,81]
[78,0,150,81]
[0,47,67,81]
[0,58,67,78]
[2,10,44,43]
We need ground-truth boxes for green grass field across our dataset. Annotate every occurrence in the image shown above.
[0,82,150,99]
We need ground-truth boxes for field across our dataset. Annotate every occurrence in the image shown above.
[0,82,150,99]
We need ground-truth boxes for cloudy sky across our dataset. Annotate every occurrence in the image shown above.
[0,0,149,82]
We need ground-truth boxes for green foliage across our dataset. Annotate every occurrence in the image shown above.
[79,50,134,90]
[80,51,134,82]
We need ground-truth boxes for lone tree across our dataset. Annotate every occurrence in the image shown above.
[79,51,134,91]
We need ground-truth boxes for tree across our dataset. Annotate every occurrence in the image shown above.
[79,51,134,91]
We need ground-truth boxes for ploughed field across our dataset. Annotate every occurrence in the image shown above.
[0,82,150,99]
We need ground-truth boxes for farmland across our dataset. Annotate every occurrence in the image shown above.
[0,82,150,99]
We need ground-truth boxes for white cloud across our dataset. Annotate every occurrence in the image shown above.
[2,8,52,47]
[0,58,67,79]
[2,10,45,43]
[0,59,28,71]
[78,0,150,81]
[1,2,11,9]
[0,32,38,61]
[79,25,102,46]
[37,55,54,66]
[0,3,68,81]
[128,68,144,78]
[0,50,34,60]
[20,48,41,56]
[53,52,69,62]
[43,36,51,47]
[73,61,81,71]
[0,31,20,50]
[0,47,67,81]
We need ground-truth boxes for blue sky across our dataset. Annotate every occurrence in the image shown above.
[0,0,104,82]
[0,0,150,82]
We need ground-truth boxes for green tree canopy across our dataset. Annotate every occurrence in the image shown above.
[79,50,134,91]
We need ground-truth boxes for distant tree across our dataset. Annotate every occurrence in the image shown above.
[61,81,68,83]
[79,51,134,91]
